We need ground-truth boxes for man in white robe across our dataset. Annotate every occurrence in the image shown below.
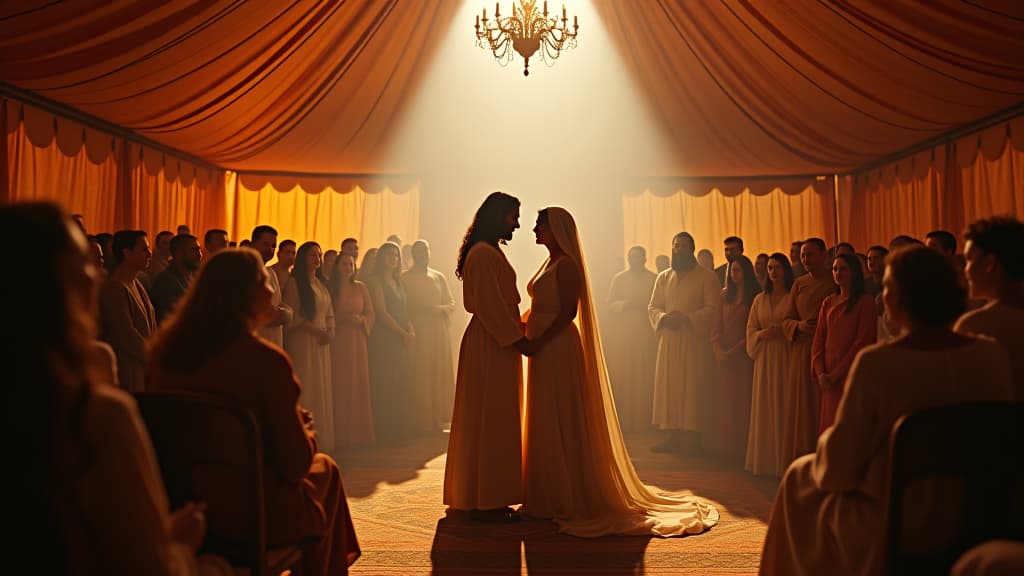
[443,192,529,522]
[252,225,293,348]
[402,240,457,432]
[649,232,721,454]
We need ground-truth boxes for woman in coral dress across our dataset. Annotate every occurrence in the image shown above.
[521,206,719,538]
[329,252,376,449]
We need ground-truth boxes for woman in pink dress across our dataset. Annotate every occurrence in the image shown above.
[710,255,760,463]
[811,252,877,432]
[329,252,377,449]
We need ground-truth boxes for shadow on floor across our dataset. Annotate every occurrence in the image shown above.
[430,513,651,576]
[334,431,450,498]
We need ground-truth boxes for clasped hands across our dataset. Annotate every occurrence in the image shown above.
[657,311,689,330]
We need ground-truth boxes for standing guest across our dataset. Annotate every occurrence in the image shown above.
[753,253,769,288]
[87,235,107,278]
[251,225,292,348]
[714,236,744,286]
[605,245,658,432]
[356,248,378,283]
[95,232,116,276]
[790,241,807,278]
[834,242,856,257]
[758,246,1013,576]
[889,234,922,250]
[780,238,835,464]
[270,239,297,291]
[203,229,229,255]
[710,255,760,463]
[322,250,339,283]
[149,249,360,576]
[283,242,336,454]
[925,230,958,263]
[954,216,1024,399]
[649,232,721,455]
[329,253,376,448]
[365,242,413,445]
[865,245,888,297]
[144,230,174,285]
[655,254,670,273]
[4,202,232,576]
[175,224,191,236]
[697,249,715,272]
[151,234,203,325]
[99,229,157,393]
[340,237,359,263]
[745,253,794,477]
[811,253,877,432]
[402,240,457,433]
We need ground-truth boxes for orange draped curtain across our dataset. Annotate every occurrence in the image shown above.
[228,174,420,256]
[844,117,1024,251]
[623,186,835,265]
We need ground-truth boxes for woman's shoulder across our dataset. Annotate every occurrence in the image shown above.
[243,333,295,370]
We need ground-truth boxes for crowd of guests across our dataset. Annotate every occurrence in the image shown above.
[603,219,1024,575]
[22,203,459,575]
[83,221,457,453]
[17,196,1023,574]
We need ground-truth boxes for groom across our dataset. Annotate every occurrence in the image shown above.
[443,192,532,523]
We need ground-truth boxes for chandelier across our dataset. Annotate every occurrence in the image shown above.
[475,0,579,77]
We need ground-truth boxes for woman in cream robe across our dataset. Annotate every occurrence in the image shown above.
[521,207,719,538]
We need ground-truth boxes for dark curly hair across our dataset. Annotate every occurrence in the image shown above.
[963,216,1024,281]
[456,191,520,280]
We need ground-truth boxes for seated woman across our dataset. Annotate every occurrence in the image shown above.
[4,201,229,575]
[758,245,1014,575]
[148,248,360,576]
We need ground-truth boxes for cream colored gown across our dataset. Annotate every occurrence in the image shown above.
[759,338,1014,575]
[443,242,524,511]
[283,276,336,454]
[744,291,792,477]
[521,208,719,539]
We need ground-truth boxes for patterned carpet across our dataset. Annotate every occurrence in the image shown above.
[334,432,778,575]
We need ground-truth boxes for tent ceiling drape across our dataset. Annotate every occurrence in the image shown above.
[1,0,1022,179]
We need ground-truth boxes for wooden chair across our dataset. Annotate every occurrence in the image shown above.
[883,402,1024,575]
[135,390,304,576]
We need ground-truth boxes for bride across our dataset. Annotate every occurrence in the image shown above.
[520,206,719,538]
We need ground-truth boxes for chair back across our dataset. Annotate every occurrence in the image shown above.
[884,402,1024,575]
[135,390,276,575]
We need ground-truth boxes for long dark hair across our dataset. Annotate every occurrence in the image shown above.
[328,252,358,300]
[764,252,794,295]
[150,249,266,372]
[725,255,761,305]
[374,242,403,282]
[3,202,98,573]
[292,241,325,323]
[835,252,866,313]
[456,191,520,280]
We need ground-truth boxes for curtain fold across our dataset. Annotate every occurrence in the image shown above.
[846,119,1023,249]
[591,0,1024,176]
[228,176,420,254]
[623,186,834,266]
[0,0,459,176]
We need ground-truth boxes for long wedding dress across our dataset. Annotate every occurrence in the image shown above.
[520,207,719,538]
